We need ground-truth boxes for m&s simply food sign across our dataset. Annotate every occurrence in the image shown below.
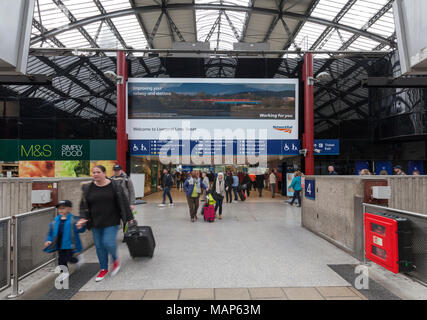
[19,140,89,160]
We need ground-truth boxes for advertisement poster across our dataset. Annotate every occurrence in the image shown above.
[127,78,299,157]
[55,161,90,177]
[19,161,55,177]
[286,173,295,197]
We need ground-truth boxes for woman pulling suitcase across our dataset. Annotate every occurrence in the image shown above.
[76,165,135,282]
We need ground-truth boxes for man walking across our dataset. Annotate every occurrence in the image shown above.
[111,164,135,211]
[159,168,174,206]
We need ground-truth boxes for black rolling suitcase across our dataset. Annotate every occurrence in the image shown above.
[124,222,156,258]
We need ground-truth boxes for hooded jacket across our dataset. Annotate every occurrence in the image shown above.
[44,213,85,254]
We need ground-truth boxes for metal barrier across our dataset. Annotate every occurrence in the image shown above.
[363,203,427,284]
[3,207,57,299]
[0,217,11,291]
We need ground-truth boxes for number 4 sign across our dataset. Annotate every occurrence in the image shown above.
[305,179,315,200]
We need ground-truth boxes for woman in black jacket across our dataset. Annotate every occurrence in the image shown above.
[224,171,234,203]
[77,165,134,282]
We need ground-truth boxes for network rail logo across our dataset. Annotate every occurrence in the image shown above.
[273,126,293,134]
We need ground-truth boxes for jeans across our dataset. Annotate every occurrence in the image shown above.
[214,198,223,215]
[270,183,276,197]
[290,190,301,206]
[233,187,238,200]
[258,187,263,197]
[162,186,173,204]
[92,225,119,270]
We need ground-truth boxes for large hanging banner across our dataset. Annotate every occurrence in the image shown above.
[127,78,299,157]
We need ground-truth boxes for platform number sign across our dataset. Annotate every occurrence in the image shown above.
[305,179,315,200]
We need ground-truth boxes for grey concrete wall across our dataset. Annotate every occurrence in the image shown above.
[301,176,364,255]
[0,179,33,218]
[387,176,427,214]
[302,175,427,260]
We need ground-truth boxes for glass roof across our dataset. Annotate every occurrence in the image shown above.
[30,0,395,53]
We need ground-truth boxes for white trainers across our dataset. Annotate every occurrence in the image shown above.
[158,203,166,207]
[169,203,174,206]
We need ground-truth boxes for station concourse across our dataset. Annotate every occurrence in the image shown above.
[1,0,427,304]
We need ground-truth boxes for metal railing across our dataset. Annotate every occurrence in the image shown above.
[0,207,57,299]
[363,203,427,284]
[0,217,11,292]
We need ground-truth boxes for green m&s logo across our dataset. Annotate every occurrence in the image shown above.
[20,144,53,159]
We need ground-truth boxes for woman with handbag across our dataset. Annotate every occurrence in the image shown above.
[212,172,225,220]
[76,165,135,282]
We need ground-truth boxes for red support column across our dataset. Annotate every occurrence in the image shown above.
[116,50,128,170]
[303,53,314,175]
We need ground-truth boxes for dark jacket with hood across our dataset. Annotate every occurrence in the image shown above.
[79,179,134,232]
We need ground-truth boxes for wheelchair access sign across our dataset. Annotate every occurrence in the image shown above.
[304,179,315,200]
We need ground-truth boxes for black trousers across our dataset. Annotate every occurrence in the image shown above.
[226,188,233,203]
[290,190,301,205]
[58,249,78,267]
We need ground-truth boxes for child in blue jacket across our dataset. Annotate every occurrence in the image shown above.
[44,200,86,268]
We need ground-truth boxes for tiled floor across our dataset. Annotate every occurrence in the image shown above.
[72,286,367,300]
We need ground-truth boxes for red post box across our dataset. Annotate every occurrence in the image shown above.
[364,212,413,274]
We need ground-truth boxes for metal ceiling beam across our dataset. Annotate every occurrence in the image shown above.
[192,0,198,42]
[29,47,390,56]
[361,77,427,88]
[31,3,395,48]
[164,11,186,42]
[32,18,66,48]
[263,15,280,43]
[205,11,222,42]
[240,0,254,41]
[282,0,321,50]
[223,11,241,41]
[52,0,100,50]
[129,0,153,49]
[37,56,116,107]
[0,74,52,85]
[93,0,130,49]
[148,12,164,47]
[310,0,357,50]
[338,0,394,51]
